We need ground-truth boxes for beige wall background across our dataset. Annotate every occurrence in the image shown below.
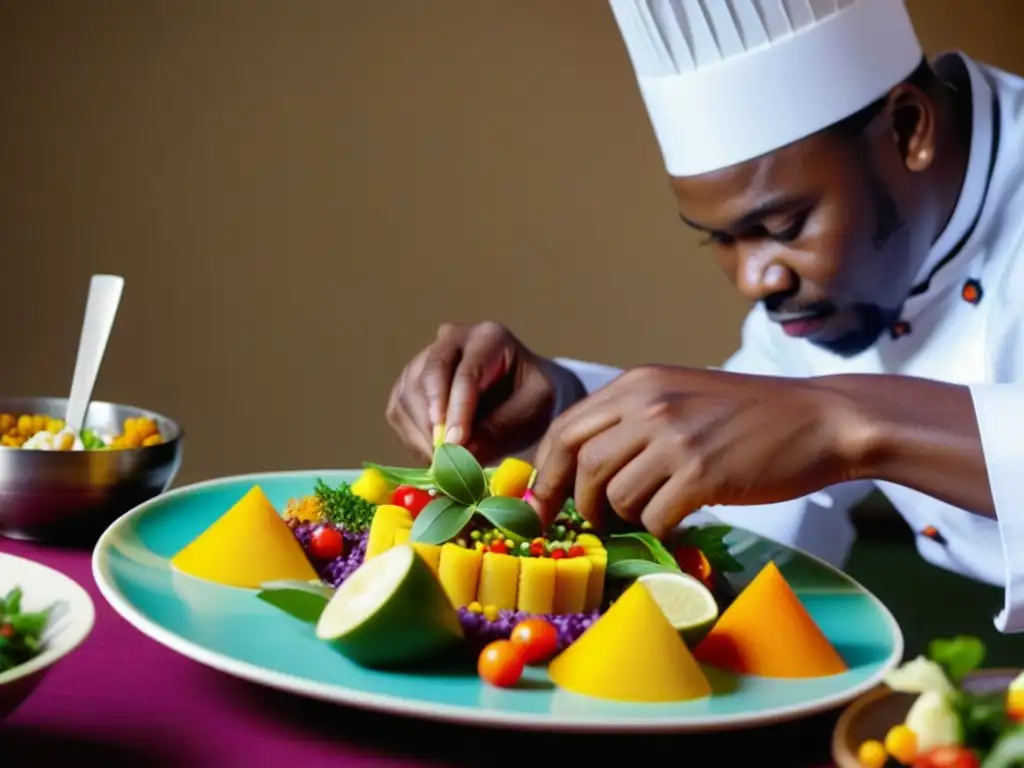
[1,0,1022,485]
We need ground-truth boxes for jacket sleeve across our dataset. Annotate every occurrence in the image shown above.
[971,384,1024,631]
[702,307,873,568]
[549,306,874,569]
[971,248,1024,633]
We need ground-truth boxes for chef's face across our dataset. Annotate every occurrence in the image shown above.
[671,87,939,357]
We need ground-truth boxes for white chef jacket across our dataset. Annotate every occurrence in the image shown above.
[551,52,1024,633]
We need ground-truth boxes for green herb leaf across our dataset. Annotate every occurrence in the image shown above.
[474,496,542,542]
[607,559,680,580]
[314,479,377,532]
[409,497,474,545]
[3,587,23,615]
[257,589,329,625]
[430,444,488,505]
[0,586,52,674]
[677,525,743,573]
[606,532,680,570]
[928,635,986,685]
[260,579,336,600]
[361,463,434,489]
[981,724,1024,768]
[954,690,1011,756]
[9,610,51,634]
[80,428,106,450]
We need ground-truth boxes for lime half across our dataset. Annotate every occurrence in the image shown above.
[637,572,719,646]
[315,544,464,669]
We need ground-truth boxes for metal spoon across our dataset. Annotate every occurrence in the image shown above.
[63,275,125,436]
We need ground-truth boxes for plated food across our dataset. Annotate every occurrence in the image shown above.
[845,636,1024,768]
[0,554,96,719]
[0,412,164,451]
[167,442,856,703]
[0,586,51,674]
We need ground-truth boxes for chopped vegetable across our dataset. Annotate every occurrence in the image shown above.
[674,525,743,573]
[929,636,986,687]
[914,746,980,768]
[314,479,377,532]
[1,413,163,451]
[80,428,107,450]
[673,545,713,586]
[477,639,525,688]
[391,485,436,518]
[509,617,558,664]
[1005,672,1024,722]
[886,656,957,697]
[857,739,888,768]
[904,691,960,754]
[111,417,164,449]
[982,727,1024,767]
[309,525,345,560]
[488,457,534,498]
[0,586,52,674]
[886,723,920,764]
[350,468,394,505]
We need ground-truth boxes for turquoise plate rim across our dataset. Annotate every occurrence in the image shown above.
[91,469,905,734]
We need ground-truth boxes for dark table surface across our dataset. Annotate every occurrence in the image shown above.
[2,512,1013,768]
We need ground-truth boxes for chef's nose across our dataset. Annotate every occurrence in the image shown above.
[735,248,794,302]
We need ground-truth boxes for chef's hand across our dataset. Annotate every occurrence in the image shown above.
[386,321,587,465]
[528,365,862,537]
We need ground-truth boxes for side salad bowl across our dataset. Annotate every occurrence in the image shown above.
[0,396,184,543]
[0,552,96,719]
[833,636,1024,767]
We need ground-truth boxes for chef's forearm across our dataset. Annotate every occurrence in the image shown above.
[823,373,996,519]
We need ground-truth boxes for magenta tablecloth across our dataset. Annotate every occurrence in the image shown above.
[1,539,837,767]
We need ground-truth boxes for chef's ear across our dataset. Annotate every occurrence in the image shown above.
[884,82,937,174]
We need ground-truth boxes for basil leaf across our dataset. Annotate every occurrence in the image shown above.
[607,532,680,570]
[474,496,542,542]
[260,579,336,600]
[257,589,329,625]
[607,559,680,580]
[362,462,434,489]
[603,536,653,564]
[677,525,743,573]
[409,497,474,545]
[430,444,488,505]
[928,635,986,685]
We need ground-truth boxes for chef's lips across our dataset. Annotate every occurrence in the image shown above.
[766,301,838,339]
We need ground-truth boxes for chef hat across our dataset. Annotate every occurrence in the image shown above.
[608,0,923,177]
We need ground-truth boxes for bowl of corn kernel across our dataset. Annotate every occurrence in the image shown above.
[0,396,183,543]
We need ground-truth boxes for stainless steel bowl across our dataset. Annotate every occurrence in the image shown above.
[0,396,183,544]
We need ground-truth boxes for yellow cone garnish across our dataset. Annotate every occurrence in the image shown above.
[170,485,317,589]
[547,581,712,702]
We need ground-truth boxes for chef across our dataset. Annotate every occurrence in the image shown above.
[384,0,1024,633]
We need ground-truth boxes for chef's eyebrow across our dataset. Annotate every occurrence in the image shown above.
[679,196,807,234]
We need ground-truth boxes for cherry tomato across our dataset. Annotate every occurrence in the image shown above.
[477,640,525,687]
[674,545,712,585]
[510,618,559,664]
[309,525,345,560]
[568,545,585,558]
[551,548,566,560]
[391,485,435,518]
[490,540,509,555]
[913,746,980,768]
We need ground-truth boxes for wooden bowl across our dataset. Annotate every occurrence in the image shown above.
[832,668,1021,767]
